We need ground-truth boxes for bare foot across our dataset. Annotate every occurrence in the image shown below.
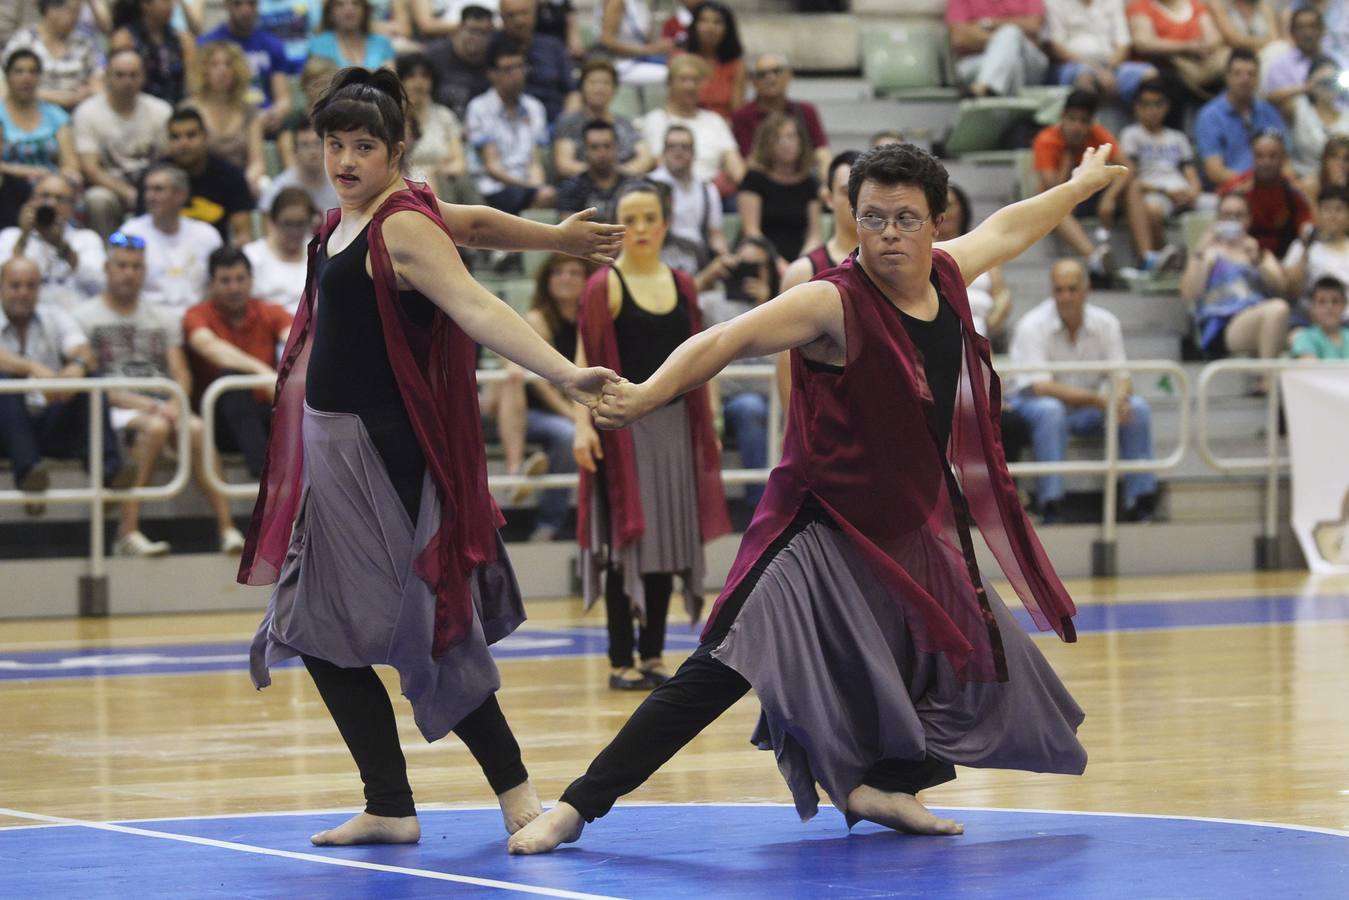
[310,811,421,846]
[498,779,543,834]
[506,802,584,854]
[846,784,964,835]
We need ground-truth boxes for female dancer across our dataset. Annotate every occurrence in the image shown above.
[511,142,1125,853]
[574,180,730,690]
[240,68,619,846]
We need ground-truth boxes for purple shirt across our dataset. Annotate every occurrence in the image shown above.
[1264,47,1313,97]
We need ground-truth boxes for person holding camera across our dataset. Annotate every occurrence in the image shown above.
[0,172,104,311]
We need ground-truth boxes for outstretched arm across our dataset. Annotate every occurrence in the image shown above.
[385,211,617,404]
[434,199,624,264]
[937,144,1128,282]
[595,281,844,428]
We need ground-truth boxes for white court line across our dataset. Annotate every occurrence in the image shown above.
[3,802,1345,839]
[0,806,625,900]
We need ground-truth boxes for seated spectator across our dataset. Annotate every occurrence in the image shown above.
[1045,0,1158,103]
[639,54,745,199]
[731,53,830,179]
[1291,275,1349,357]
[780,149,857,290]
[0,173,104,310]
[556,120,636,223]
[1283,184,1349,302]
[1196,48,1287,188]
[1,0,103,112]
[947,0,1049,98]
[466,37,555,214]
[499,0,576,123]
[1127,0,1227,128]
[1008,258,1159,523]
[73,49,172,238]
[695,234,778,510]
[595,0,672,87]
[109,0,193,106]
[74,232,242,556]
[660,0,697,49]
[256,0,316,69]
[1033,89,1131,280]
[1179,191,1291,364]
[198,0,294,133]
[182,246,290,477]
[1220,130,1311,257]
[276,56,339,169]
[1120,79,1197,273]
[121,162,223,317]
[537,0,582,59]
[1208,0,1282,58]
[0,257,132,494]
[554,58,654,180]
[649,124,727,275]
[181,41,265,194]
[737,113,820,263]
[243,186,315,314]
[424,4,492,122]
[352,0,412,41]
[0,49,82,187]
[158,107,255,244]
[870,130,904,146]
[0,135,33,230]
[1284,56,1349,185]
[308,0,396,70]
[1265,7,1323,109]
[397,52,473,204]
[940,182,1013,340]
[259,118,339,215]
[678,2,744,121]
[1305,133,1349,205]
[511,252,591,541]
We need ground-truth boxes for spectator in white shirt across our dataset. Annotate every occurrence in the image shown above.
[648,123,727,276]
[639,54,744,196]
[465,36,555,214]
[256,118,339,214]
[0,172,104,309]
[1008,258,1159,523]
[243,186,316,314]
[1045,0,1158,102]
[1119,79,1199,273]
[118,161,223,319]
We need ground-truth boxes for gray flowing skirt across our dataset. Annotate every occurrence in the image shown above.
[581,398,705,623]
[712,521,1087,824]
[249,404,526,743]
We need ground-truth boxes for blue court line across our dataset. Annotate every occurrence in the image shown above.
[1,805,1344,899]
[1,594,1346,682]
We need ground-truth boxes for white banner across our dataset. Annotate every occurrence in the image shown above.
[1281,368,1349,573]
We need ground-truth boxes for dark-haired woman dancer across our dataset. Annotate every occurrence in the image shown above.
[510,142,1126,854]
[240,67,620,847]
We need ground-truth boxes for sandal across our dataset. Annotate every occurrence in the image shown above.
[608,667,654,691]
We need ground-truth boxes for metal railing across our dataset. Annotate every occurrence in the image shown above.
[0,376,192,614]
[1196,359,1349,568]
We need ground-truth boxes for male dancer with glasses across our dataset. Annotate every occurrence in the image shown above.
[509,142,1126,854]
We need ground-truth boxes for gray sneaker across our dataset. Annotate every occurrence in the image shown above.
[116,530,170,557]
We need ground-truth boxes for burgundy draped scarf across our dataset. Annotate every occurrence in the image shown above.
[576,265,731,555]
[705,249,1077,683]
[238,181,503,658]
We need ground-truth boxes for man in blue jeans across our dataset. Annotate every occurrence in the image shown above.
[1008,258,1158,523]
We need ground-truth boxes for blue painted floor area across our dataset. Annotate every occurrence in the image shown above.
[2,806,1344,899]
[3,593,1348,682]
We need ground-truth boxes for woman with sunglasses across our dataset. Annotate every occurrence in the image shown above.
[241,66,621,847]
[511,141,1124,855]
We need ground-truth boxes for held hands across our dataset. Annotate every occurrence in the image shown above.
[561,365,621,409]
[1069,144,1128,199]
[592,378,649,431]
[557,208,625,265]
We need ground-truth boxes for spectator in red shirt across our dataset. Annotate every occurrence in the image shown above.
[731,53,831,181]
[182,245,290,477]
[1219,130,1313,258]
[1033,89,1132,281]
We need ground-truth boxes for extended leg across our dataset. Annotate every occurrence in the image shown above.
[451,693,541,834]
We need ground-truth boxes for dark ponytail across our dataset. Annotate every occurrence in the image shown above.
[311,67,409,167]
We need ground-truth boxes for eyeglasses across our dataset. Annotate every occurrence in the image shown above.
[108,231,146,250]
[856,213,929,233]
[753,66,786,79]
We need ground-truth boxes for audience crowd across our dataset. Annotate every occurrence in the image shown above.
[2,0,1347,549]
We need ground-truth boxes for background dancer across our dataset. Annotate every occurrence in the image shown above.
[573,180,731,691]
[240,68,619,848]
[510,142,1125,854]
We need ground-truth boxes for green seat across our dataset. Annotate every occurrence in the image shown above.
[944,96,1041,157]
[722,212,741,248]
[611,84,643,121]
[861,22,956,99]
[262,140,282,178]
[1180,209,1215,251]
[1021,85,1073,125]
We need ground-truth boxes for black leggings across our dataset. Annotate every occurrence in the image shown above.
[302,654,529,817]
[605,567,673,668]
[561,505,955,822]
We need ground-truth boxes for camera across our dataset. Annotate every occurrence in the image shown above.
[34,205,56,229]
[729,261,762,282]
